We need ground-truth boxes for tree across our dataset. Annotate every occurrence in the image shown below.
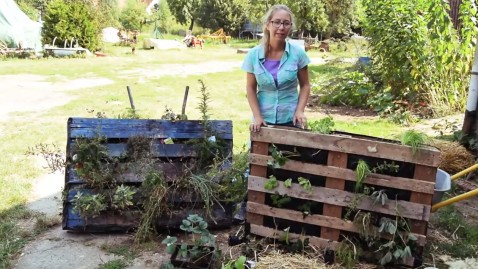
[151,0,173,34]
[323,0,358,37]
[119,0,148,31]
[15,0,52,20]
[167,0,202,30]
[42,0,100,51]
[96,0,120,29]
[197,0,247,34]
[285,0,328,37]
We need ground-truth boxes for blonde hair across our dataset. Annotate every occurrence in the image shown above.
[261,5,294,57]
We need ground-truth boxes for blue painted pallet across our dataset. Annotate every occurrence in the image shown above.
[63,117,233,232]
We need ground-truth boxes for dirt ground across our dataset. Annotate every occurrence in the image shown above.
[1,64,471,269]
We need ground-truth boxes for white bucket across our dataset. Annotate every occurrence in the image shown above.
[432,169,451,205]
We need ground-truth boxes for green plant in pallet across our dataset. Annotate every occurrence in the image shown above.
[222,256,246,269]
[376,215,417,265]
[298,177,313,193]
[355,160,371,193]
[371,189,388,206]
[372,161,400,175]
[336,237,359,269]
[267,144,288,168]
[284,178,293,188]
[162,214,216,260]
[271,192,291,208]
[298,201,313,217]
[72,192,107,218]
[112,184,136,210]
[264,175,279,190]
[400,130,428,155]
[308,116,335,134]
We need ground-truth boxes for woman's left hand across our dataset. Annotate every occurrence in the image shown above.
[293,112,307,129]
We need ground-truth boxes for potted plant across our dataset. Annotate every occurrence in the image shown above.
[162,214,217,269]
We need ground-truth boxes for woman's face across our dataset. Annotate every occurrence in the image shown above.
[267,9,292,42]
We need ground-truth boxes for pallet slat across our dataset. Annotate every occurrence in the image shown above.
[247,202,427,246]
[249,154,435,194]
[248,176,430,221]
[251,128,440,167]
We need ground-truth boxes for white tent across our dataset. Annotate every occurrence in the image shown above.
[0,0,42,52]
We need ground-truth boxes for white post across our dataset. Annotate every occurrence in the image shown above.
[462,36,478,135]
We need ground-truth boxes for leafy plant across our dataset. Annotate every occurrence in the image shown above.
[264,175,279,190]
[372,161,399,175]
[161,214,216,260]
[270,193,291,208]
[400,130,428,155]
[308,116,335,134]
[267,144,289,169]
[222,255,246,269]
[26,143,66,173]
[161,106,187,120]
[336,239,358,269]
[284,178,293,188]
[112,185,136,210]
[371,189,388,206]
[355,160,370,192]
[72,192,107,218]
[298,177,313,193]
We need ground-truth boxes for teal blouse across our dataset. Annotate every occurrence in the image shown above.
[241,40,310,124]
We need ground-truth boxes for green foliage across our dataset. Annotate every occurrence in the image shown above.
[336,240,358,269]
[151,0,174,34]
[197,0,246,35]
[284,178,292,188]
[287,0,328,36]
[112,185,136,210]
[315,70,376,108]
[98,259,128,269]
[96,0,120,29]
[72,192,107,218]
[264,175,279,190]
[308,116,335,134]
[354,160,370,192]
[370,189,388,206]
[363,0,478,117]
[400,130,428,155]
[371,161,399,175]
[297,177,313,193]
[161,214,216,260]
[119,0,148,31]
[267,144,297,168]
[222,255,247,269]
[166,0,202,30]
[270,192,291,207]
[323,0,358,36]
[432,205,478,258]
[42,0,100,52]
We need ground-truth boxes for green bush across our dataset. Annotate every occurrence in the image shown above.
[119,0,148,31]
[42,0,100,52]
[363,0,478,117]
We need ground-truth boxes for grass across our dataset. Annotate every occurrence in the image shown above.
[429,205,478,259]
[0,39,407,268]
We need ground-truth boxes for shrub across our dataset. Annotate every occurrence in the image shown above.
[42,0,100,52]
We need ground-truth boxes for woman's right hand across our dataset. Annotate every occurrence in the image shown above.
[250,116,267,132]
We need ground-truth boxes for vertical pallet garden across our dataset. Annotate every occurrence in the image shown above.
[63,117,233,232]
[246,126,440,267]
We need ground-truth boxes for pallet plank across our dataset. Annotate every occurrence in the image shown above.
[251,127,440,167]
[249,224,339,250]
[247,201,427,246]
[247,141,269,226]
[248,176,431,221]
[410,165,436,234]
[68,118,233,139]
[249,154,435,194]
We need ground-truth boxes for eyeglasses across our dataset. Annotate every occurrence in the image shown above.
[270,20,292,29]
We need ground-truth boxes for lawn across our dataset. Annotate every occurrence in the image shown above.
[0,40,406,268]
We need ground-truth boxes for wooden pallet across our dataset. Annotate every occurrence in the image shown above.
[63,117,233,232]
[246,127,440,266]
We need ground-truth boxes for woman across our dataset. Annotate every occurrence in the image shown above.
[242,4,311,132]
